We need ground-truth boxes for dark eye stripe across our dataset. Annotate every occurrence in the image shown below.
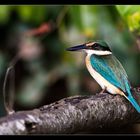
[93,43,112,52]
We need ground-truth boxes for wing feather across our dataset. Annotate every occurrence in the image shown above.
[90,54,131,94]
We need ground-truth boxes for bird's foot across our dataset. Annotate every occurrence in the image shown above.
[99,87,107,94]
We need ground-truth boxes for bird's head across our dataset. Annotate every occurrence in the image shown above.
[66,40,112,56]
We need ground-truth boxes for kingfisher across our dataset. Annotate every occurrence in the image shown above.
[66,40,140,113]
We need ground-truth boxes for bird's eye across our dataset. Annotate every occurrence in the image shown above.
[93,43,100,50]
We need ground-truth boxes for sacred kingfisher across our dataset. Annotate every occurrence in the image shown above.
[66,41,140,113]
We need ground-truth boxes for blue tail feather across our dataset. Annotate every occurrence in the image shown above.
[123,79,140,113]
[127,95,140,113]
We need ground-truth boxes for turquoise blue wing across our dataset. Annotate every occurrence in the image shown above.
[90,54,140,113]
[90,54,130,93]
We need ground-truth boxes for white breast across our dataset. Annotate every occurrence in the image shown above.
[84,49,112,55]
[85,54,124,96]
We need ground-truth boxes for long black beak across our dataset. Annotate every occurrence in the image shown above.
[66,44,87,51]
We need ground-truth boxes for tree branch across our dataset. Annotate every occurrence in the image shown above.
[0,89,140,135]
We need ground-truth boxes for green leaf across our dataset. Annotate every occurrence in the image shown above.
[31,7,47,24]
[69,5,98,38]
[17,6,33,22]
[116,5,140,34]
[0,6,10,24]
[116,5,140,16]
[69,6,83,30]
[17,6,47,24]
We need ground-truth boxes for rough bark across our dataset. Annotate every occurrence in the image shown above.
[0,88,140,135]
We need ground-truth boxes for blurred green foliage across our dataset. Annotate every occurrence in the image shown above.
[116,5,140,35]
[0,5,140,120]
